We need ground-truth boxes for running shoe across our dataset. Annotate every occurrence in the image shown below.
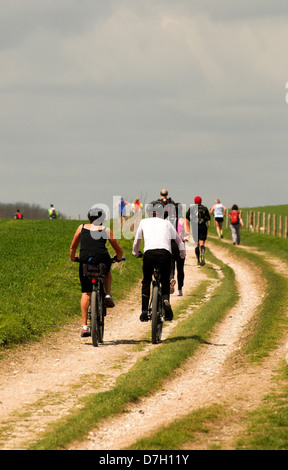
[81,326,91,337]
[140,311,149,322]
[170,279,176,294]
[163,299,173,321]
[104,294,115,308]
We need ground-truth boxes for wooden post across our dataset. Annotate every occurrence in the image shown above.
[262,213,266,234]
[285,217,288,239]
[279,215,283,238]
[268,214,271,235]
[246,211,249,230]
[273,214,277,237]
[256,212,261,233]
[249,212,253,232]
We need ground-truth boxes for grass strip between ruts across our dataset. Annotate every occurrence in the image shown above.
[30,250,238,450]
[209,237,288,362]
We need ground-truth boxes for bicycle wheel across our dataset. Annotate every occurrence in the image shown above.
[151,285,163,344]
[97,283,105,344]
[90,290,99,347]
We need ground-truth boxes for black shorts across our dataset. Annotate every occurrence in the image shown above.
[192,224,208,242]
[79,254,112,293]
[215,217,224,223]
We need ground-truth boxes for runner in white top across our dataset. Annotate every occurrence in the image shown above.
[210,198,227,239]
[133,202,185,322]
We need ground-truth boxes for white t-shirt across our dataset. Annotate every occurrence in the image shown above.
[132,217,185,258]
[214,204,224,218]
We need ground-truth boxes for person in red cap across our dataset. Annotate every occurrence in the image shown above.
[186,196,210,267]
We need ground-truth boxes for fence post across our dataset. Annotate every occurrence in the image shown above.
[285,217,288,239]
[279,215,283,238]
[256,212,260,233]
[246,211,249,230]
[268,214,271,235]
[262,213,266,234]
[273,214,277,237]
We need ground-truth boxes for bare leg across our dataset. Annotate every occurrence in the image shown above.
[81,292,91,326]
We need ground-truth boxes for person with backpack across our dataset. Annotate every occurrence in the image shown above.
[186,196,210,267]
[48,204,58,219]
[14,209,23,220]
[229,204,244,245]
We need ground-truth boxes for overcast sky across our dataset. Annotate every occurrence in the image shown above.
[1,0,287,219]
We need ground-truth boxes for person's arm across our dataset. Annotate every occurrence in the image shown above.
[132,222,143,256]
[170,222,186,259]
[107,228,123,261]
[70,225,82,260]
[209,204,215,215]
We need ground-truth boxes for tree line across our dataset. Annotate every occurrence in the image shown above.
[0,202,66,220]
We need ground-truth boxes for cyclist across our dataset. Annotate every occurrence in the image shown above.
[70,207,123,337]
[210,198,227,238]
[186,196,210,267]
[132,201,185,322]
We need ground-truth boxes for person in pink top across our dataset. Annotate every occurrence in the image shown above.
[170,204,190,296]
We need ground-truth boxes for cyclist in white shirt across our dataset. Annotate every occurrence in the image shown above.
[210,198,227,239]
[133,201,185,322]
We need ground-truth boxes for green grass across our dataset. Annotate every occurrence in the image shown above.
[236,364,288,450]
[0,219,142,349]
[127,404,225,450]
[209,236,288,362]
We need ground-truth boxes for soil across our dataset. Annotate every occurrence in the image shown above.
[0,238,287,450]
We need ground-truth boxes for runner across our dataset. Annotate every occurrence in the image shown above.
[14,209,23,220]
[229,204,244,245]
[114,197,129,225]
[131,197,143,213]
[132,201,185,322]
[170,204,190,296]
[210,198,227,239]
[70,207,123,337]
[186,196,210,267]
[48,204,58,219]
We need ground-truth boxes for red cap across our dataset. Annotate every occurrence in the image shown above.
[194,196,202,204]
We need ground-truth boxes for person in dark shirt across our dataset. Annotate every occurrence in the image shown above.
[70,207,123,337]
[186,196,210,267]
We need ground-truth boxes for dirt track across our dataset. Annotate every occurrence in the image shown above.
[0,239,287,450]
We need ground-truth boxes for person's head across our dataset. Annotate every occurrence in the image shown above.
[231,204,239,211]
[146,201,168,219]
[160,188,168,199]
[135,197,139,202]
[215,198,220,204]
[194,196,202,205]
[87,207,106,224]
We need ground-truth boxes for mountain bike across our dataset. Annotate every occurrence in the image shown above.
[137,252,165,344]
[76,255,125,347]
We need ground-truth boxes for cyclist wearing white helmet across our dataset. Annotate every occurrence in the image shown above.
[70,207,123,337]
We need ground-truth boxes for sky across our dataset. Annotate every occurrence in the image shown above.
[1,0,288,219]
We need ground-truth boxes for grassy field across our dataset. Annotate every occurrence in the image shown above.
[0,219,142,349]
[1,208,288,449]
